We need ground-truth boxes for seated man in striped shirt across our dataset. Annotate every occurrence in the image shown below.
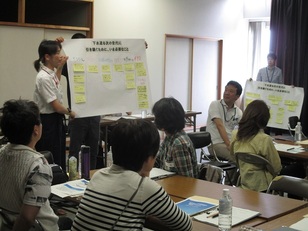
[72,119,192,231]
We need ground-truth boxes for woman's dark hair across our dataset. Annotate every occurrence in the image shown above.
[111,119,160,172]
[236,100,270,142]
[152,97,185,134]
[33,40,62,72]
[0,99,41,145]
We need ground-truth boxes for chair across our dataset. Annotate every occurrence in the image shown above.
[187,131,237,185]
[235,152,277,187]
[39,150,54,164]
[199,163,223,183]
[266,175,308,200]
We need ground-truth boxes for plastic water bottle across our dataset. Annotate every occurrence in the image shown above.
[295,122,302,142]
[68,156,78,180]
[106,146,113,167]
[218,189,233,231]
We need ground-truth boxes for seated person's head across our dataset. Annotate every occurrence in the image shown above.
[0,99,41,145]
[111,119,160,172]
[152,97,185,134]
[237,100,270,140]
[226,80,243,97]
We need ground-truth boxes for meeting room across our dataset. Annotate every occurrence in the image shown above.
[1,0,308,230]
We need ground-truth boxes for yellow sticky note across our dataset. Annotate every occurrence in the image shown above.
[74,85,85,93]
[102,74,112,82]
[137,86,147,93]
[74,94,86,103]
[126,81,136,89]
[124,63,135,71]
[73,64,85,72]
[288,105,296,112]
[138,92,148,101]
[136,68,146,77]
[139,101,149,109]
[102,64,111,72]
[74,75,85,83]
[135,62,145,69]
[126,72,135,81]
[88,65,98,73]
[114,64,123,72]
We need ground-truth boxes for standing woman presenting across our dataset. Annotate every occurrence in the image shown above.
[33,39,75,171]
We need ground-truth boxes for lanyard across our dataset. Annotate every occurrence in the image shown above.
[220,100,236,122]
[266,67,275,83]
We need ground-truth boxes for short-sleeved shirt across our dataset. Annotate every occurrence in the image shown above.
[206,99,242,144]
[34,65,63,114]
[0,144,59,231]
[256,66,283,84]
[155,130,199,178]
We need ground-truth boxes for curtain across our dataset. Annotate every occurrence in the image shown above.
[248,21,270,79]
[270,0,308,135]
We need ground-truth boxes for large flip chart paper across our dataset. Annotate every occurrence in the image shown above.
[243,80,304,129]
[62,39,151,118]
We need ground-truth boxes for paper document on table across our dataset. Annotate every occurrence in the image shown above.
[289,217,308,231]
[176,196,218,216]
[51,179,89,198]
[274,143,304,153]
[150,167,176,180]
[193,206,260,227]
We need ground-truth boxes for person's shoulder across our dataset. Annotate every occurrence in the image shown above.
[256,131,273,143]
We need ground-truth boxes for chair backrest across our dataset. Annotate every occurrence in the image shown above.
[235,152,276,177]
[199,163,224,183]
[187,131,211,149]
[39,150,54,164]
[266,175,308,200]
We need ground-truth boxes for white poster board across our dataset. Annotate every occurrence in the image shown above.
[243,80,304,129]
[62,39,151,118]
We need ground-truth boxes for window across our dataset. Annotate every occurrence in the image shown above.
[247,21,270,79]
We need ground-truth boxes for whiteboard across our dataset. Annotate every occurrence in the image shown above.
[244,80,304,129]
[62,39,152,118]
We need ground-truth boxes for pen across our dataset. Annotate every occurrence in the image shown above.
[207,212,219,218]
[287,147,295,151]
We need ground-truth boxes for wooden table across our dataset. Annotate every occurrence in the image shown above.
[255,206,308,231]
[85,171,308,230]
[156,175,308,221]
[274,138,308,160]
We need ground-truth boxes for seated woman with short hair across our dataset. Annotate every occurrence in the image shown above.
[72,119,192,231]
[0,99,60,231]
[152,97,199,178]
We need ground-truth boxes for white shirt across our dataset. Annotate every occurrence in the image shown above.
[206,99,242,144]
[33,65,63,114]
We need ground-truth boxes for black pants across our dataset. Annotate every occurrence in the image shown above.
[36,113,66,171]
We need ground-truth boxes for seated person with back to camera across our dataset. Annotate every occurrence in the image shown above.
[152,97,199,178]
[71,119,192,231]
[230,100,282,192]
[0,99,72,231]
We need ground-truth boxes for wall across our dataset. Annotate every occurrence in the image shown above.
[94,0,248,117]
[0,0,248,124]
